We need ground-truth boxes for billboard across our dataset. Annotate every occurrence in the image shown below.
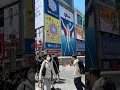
[25,0,35,38]
[45,43,61,49]
[74,9,83,28]
[77,40,85,51]
[4,4,19,49]
[35,0,44,29]
[47,49,61,54]
[45,14,61,44]
[44,0,59,19]
[99,5,119,35]
[25,39,35,53]
[76,27,85,40]
[45,14,61,49]
[60,5,76,56]
[61,17,76,56]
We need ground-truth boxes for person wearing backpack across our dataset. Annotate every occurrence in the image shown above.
[71,55,84,90]
[78,60,85,74]
[39,54,57,90]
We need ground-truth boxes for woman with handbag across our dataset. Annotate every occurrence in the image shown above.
[39,54,57,90]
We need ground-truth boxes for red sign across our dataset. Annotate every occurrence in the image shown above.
[47,50,61,54]
[0,33,5,63]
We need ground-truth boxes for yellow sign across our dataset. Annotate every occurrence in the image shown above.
[45,14,61,44]
[25,0,35,38]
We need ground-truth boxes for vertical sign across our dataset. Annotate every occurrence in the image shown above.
[60,5,76,56]
[25,0,35,38]
[35,0,44,29]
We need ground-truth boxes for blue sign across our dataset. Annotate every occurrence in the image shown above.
[25,39,35,53]
[77,40,85,51]
[44,0,59,19]
[61,17,76,56]
[45,42,61,49]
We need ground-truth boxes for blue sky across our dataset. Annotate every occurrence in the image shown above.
[74,0,85,14]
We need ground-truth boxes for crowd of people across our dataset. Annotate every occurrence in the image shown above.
[35,54,85,90]
[0,54,116,90]
[0,66,35,90]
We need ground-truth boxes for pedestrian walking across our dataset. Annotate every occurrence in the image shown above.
[71,55,84,90]
[39,54,57,90]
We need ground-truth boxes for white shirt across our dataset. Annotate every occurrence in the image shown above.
[39,60,57,80]
[92,77,104,90]
[73,59,81,78]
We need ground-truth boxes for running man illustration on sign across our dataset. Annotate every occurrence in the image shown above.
[61,18,74,55]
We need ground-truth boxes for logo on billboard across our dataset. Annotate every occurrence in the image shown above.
[64,13,71,19]
[49,22,58,36]
[48,0,57,12]
[45,0,59,19]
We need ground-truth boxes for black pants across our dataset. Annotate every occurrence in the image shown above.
[74,77,84,90]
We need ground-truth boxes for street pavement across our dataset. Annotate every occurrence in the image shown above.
[35,65,85,90]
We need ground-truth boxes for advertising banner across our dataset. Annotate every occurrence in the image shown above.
[45,42,61,49]
[47,49,61,54]
[76,27,85,40]
[44,0,59,19]
[4,4,19,49]
[60,5,76,56]
[35,0,44,29]
[61,17,76,56]
[77,40,85,51]
[25,0,35,38]
[99,5,119,35]
[59,5,74,22]
[45,14,61,49]
[25,39,35,54]
[36,27,44,48]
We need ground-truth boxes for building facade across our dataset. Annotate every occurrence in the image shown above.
[0,0,35,72]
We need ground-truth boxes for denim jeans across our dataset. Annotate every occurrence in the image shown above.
[74,77,83,90]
